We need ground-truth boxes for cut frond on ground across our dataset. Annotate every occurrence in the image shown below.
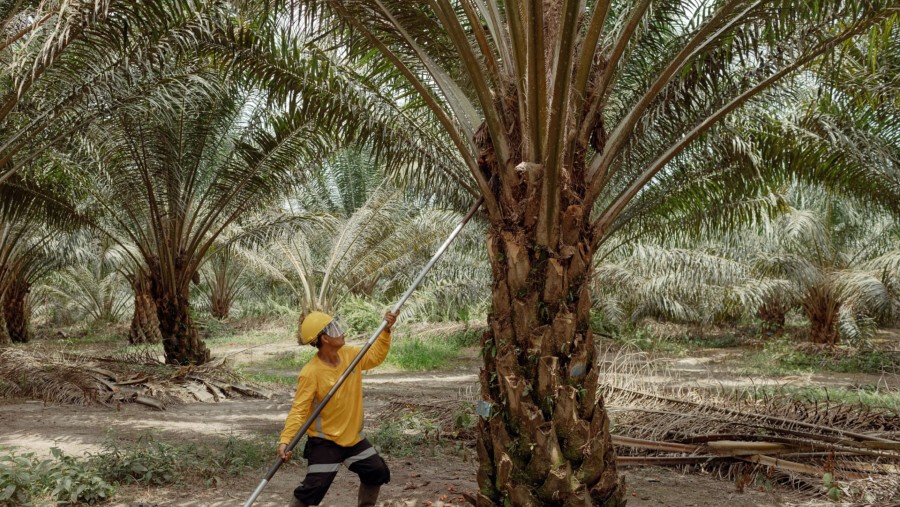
[0,349,271,409]
[597,345,900,503]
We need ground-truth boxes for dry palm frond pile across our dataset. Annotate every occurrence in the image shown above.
[0,348,271,410]
[599,346,900,503]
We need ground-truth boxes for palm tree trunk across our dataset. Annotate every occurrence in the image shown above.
[0,302,10,345]
[129,273,162,344]
[475,230,621,505]
[209,264,231,320]
[804,285,840,345]
[155,289,210,365]
[210,291,231,320]
[757,301,787,337]
[148,262,209,365]
[3,275,31,343]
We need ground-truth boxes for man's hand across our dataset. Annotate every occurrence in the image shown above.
[383,310,398,332]
[277,443,293,463]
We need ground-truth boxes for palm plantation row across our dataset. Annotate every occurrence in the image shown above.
[7,182,896,346]
[1,1,898,505]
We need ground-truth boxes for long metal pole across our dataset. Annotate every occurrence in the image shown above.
[243,197,484,507]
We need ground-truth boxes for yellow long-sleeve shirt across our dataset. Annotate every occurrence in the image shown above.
[279,330,391,447]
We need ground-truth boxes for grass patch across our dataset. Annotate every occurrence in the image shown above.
[369,403,476,459]
[610,326,742,357]
[380,324,482,371]
[242,328,476,378]
[238,348,315,377]
[263,349,317,369]
[441,327,482,348]
[743,339,900,375]
[385,337,460,371]
[72,332,123,345]
[204,328,288,349]
[236,349,315,386]
[115,342,163,356]
[369,414,442,457]
[244,372,299,386]
[745,385,900,410]
[88,430,281,489]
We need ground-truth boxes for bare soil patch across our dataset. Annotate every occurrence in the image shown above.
[6,325,892,505]
[0,364,796,507]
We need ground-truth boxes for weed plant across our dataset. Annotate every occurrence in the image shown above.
[609,325,741,356]
[0,448,114,506]
[89,431,278,488]
[744,339,900,375]
[745,385,900,410]
[370,402,477,457]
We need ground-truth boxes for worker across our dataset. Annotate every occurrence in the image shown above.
[278,310,397,507]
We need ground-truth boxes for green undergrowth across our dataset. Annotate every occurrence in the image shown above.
[385,327,481,371]
[43,321,127,343]
[744,385,900,410]
[91,431,278,487]
[743,339,900,375]
[243,372,297,386]
[204,327,288,350]
[369,402,476,458]
[0,431,282,505]
[0,448,114,506]
[384,338,459,370]
[239,348,317,386]
[243,326,482,382]
[609,325,743,356]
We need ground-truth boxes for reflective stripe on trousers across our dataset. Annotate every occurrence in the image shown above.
[292,437,390,506]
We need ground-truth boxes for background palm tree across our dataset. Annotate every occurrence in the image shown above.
[61,83,328,365]
[199,244,250,321]
[40,233,132,325]
[0,0,238,186]
[260,2,898,503]
[234,146,488,331]
[0,225,68,343]
[0,171,73,344]
[593,242,792,328]
[750,188,899,344]
[593,184,900,347]
[268,184,467,331]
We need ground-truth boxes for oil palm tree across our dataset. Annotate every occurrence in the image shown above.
[396,217,490,323]
[593,242,794,327]
[2,1,235,341]
[235,147,488,326]
[196,223,287,321]
[750,189,899,345]
[0,0,244,187]
[62,84,329,365]
[259,1,898,503]
[41,233,132,325]
[0,171,72,343]
[200,244,250,321]
[268,186,465,325]
[0,218,36,344]
[0,223,67,343]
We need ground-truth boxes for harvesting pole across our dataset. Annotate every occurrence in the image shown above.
[243,197,484,507]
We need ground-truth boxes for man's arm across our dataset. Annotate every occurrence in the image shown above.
[277,373,317,460]
[359,311,397,370]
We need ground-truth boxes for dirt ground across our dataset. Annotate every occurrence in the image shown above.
[1,367,798,507]
[6,326,896,506]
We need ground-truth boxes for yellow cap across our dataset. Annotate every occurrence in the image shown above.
[299,311,333,345]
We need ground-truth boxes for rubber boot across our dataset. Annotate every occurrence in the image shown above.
[289,495,308,507]
[358,483,380,507]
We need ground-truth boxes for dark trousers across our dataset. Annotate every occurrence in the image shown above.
[293,437,390,505]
